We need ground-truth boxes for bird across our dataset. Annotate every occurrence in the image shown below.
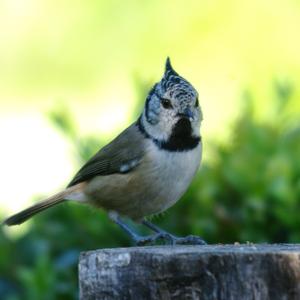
[3,58,205,246]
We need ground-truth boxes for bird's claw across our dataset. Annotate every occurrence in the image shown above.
[172,235,207,245]
[135,233,206,246]
[135,232,174,246]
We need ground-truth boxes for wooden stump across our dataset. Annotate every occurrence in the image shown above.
[79,244,300,300]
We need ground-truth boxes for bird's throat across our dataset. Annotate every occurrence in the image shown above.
[137,117,200,152]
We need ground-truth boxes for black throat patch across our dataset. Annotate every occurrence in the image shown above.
[137,117,200,152]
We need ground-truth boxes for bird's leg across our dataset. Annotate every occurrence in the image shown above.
[109,212,175,246]
[109,212,206,246]
[142,220,169,234]
[142,220,207,245]
[109,211,141,243]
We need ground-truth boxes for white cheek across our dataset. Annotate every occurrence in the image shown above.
[160,109,177,128]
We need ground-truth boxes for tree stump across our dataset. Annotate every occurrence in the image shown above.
[79,244,300,300]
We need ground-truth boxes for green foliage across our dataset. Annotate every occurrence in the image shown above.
[1,81,300,299]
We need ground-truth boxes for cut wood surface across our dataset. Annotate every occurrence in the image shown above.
[79,244,300,300]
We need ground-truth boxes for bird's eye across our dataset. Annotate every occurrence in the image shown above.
[161,98,173,109]
[195,97,199,107]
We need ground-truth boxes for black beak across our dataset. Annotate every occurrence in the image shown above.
[178,108,194,120]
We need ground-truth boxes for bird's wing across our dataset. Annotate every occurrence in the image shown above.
[67,122,145,187]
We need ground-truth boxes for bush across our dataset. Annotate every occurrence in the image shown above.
[1,81,299,299]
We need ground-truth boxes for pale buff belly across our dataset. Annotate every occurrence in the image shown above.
[84,143,201,220]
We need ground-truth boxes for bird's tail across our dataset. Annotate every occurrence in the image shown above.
[2,183,85,226]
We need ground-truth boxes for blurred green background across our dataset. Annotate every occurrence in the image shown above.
[1,0,300,299]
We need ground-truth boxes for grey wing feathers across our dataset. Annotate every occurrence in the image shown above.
[67,123,144,187]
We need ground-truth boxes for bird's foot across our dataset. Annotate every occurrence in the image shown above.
[134,232,174,246]
[169,234,207,245]
[134,233,206,246]
[140,220,207,246]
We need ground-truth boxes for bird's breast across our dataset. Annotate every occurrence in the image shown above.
[139,139,202,216]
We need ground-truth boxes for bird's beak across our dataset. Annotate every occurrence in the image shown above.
[183,108,194,121]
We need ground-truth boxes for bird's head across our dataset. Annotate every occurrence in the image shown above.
[140,58,202,142]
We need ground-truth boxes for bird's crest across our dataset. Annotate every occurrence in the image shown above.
[161,57,192,93]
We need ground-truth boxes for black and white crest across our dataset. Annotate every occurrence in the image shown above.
[161,57,197,102]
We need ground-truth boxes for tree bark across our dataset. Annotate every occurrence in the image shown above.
[79,244,300,300]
